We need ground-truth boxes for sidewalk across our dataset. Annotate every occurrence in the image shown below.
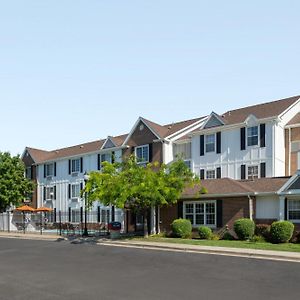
[98,239,300,263]
[0,231,61,241]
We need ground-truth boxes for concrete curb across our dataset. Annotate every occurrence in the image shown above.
[97,240,300,263]
[0,232,61,241]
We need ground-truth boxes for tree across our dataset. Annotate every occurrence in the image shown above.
[84,156,200,237]
[0,152,34,212]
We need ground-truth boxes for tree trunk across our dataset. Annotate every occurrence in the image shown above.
[143,209,148,238]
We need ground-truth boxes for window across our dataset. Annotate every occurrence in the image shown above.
[248,165,258,179]
[183,201,216,227]
[100,153,112,169]
[71,159,81,173]
[173,142,192,159]
[205,134,215,153]
[71,209,81,223]
[184,160,192,170]
[45,187,54,201]
[71,184,81,199]
[135,145,149,164]
[206,170,215,179]
[288,200,300,221]
[45,163,54,177]
[25,167,32,179]
[247,126,258,146]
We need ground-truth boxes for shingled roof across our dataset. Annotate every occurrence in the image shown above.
[182,177,290,198]
[221,95,299,125]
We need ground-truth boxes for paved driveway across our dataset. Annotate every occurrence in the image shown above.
[0,238,299,300]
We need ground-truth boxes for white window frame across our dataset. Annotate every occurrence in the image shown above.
[71,158,81,174]
[183,200,217,228]
[205,134,215,153]
[45,163,55,177]
[135,144,149,164]
[184,159,192,171]
[71,209,81,223]
[45,186,54,201]
[247,126,259,147]
[206,169,215,179]
[71,183,81,199]
[287,199,300,223]
[247,165,259,179]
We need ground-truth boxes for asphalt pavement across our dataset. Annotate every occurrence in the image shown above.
[0,238,299,300]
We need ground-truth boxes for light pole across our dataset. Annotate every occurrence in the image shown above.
[82,171,89,237]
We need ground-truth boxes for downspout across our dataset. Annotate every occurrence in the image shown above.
[248,194,253,220]
[272,123,276,177]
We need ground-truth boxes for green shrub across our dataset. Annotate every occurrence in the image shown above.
[210,233,220,240]
[222,231,235,240]
[198,226,212,239]
[270,221,294,243]
[233,218,255,240]
[250,235,266,243]
[171,218,192,239]
[255,224,271,240]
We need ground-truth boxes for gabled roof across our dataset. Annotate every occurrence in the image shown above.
[221,95,300,125]
[202,112,226,129]
[25,133,128,164]
[286,112,300,126]
[182,177,290,198]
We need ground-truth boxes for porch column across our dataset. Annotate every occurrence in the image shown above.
[248,196,254,220]
[279,196,285,220]
[150,206,156,235]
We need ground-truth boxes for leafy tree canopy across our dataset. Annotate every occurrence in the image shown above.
[0,152,34,211]
[84,156,200,212]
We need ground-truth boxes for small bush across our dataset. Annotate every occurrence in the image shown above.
[210,233,220,240]
[171,218,192,239]
[198,226,212,239]
[233,218,255,240]
[255,224,271,240]
[250,235,266,243]
[222,231,235,240]
[270,221,294,243]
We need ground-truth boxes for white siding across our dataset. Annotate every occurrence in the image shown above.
[256,195,279,219]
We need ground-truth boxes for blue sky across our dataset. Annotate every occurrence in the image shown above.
[1,1,300,155]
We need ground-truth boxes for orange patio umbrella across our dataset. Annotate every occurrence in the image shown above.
[35,207,53,212]
[15,205,36,212]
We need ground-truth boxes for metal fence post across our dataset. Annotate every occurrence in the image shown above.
[59,210,62,236]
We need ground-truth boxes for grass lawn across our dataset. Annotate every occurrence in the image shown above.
[136,236,300,253]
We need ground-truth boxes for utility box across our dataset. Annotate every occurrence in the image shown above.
[108,222,121,239]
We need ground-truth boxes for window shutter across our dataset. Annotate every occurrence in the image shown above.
[44,165,46,178]
[43,187,46,201]
[216,132,221,154]
[216,200,223,227]
[200,135,204,156]
[80,182,83,191]
[241,164,246,180]
[97,154,100,170]
[31,166,34,180]
[240,127,246,150]
[111,206,115,222]
[149,144,153,162]
[260,162,266,178]
[53,208,57,223]
[177,202,183,218]
[131,146,135,154]
[68,207,71,223]
[284,198,288,220]
[54,186,56,200]
[111,151,115,164]
[260,123,266,147]
[54,162,57,177]
[200,169,205,180]
[68,160,71,175]
[80,157,83,173]
[216,167,221,179]
[68,184,71,199]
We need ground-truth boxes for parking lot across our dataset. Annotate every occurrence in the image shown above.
[0,238,299,300]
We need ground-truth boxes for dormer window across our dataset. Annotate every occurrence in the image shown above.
[205,134,215,153]
[247,126,258,146]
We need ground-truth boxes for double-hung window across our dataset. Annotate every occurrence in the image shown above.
[183,201,216,227]
[206,170,215,179]
[71,184,81,199]
[205,134,215,153]
[25,167,32,179]
[247,126,258,146]
[45,163,54,177]
[45,186,54,201]
[71,159,81,173]
[288,200,300,222]
[248,165,258,179]
[135,145,149,164]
